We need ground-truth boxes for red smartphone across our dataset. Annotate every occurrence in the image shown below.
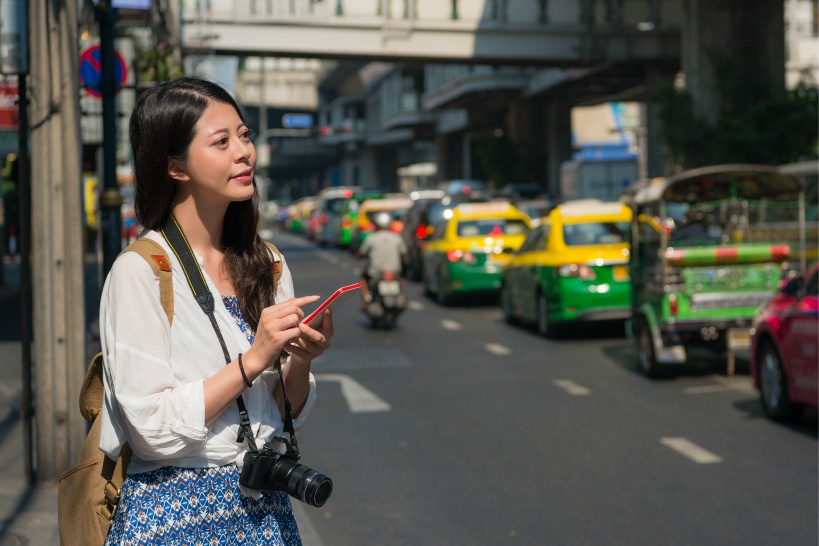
[302,283,361,326]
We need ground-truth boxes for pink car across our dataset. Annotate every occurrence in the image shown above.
[751,265,819,421]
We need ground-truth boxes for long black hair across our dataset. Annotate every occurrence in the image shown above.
[129,77,277,330]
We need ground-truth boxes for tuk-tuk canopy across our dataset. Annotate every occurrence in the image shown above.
[633,164,803,205]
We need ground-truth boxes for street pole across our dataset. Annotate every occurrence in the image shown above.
[17,70,32,484]
[0,0,32,484]
[97,0,122,279]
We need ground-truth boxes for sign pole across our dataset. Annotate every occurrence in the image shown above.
[97,0,122,279]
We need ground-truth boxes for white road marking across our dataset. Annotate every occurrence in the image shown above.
[408,300,424,311]
[684,376,756,395]
[553,379,591,396]
[441,319,462,331]
[315,249,340,264]
[485,343,511,356]
[660,437,722,464]
[683,385,735,394]
[315,373,391,413]
[713,376,756,393]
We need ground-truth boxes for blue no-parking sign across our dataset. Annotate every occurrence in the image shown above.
[79,45,127,98]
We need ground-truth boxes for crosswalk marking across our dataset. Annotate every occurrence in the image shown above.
[315,373,391,413]
[553,379,591,396]
[408,300,424,311]
[660,437,722,464]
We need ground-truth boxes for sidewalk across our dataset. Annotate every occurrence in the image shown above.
[0,272,61,545]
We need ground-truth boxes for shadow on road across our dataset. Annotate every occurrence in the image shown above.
[600,341,748,381]
[733,398,819,438]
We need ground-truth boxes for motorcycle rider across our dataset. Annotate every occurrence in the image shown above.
[355,210,407,306]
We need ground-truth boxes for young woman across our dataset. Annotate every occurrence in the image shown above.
[99,77,333,545]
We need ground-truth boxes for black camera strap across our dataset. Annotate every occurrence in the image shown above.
[161,215,258,452]
[274,355,299,453]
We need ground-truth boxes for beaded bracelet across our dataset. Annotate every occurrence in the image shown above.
[237,353,253,388]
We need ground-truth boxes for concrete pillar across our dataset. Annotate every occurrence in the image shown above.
[507,99,550,189]
[545,97,573,199]
[462,131,473,179]
[30,0,86,480]
[682,0,785,123]
[644,66,676,177]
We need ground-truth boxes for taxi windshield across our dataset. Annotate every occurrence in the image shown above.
[456,219,528,237]
[563,221,630,246]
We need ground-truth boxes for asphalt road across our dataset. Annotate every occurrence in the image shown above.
[267,229,818,546]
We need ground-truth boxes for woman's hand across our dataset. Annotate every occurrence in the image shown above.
[247,295,320,372]
[288,309,335,367]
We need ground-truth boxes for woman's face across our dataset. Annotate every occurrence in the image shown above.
[172,99,256,205]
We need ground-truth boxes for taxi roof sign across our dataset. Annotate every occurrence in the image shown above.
[558,199,628,218]
[455,202,514,216]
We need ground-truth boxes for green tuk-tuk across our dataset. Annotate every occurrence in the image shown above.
[629,164,808,377]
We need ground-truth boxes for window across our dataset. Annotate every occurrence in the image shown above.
[563,222,629,246]
[456,219,530,237]
[806,271,818,297]
[518,225,550,253]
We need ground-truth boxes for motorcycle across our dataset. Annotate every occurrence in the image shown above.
[364,270,407,329]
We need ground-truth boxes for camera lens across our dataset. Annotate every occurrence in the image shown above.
[272,458,333,507]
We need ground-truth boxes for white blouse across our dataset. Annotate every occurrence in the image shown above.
[98,230,316,476]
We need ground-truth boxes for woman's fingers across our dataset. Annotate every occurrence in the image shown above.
[261,295,320,321]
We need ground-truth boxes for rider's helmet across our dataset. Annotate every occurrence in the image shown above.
[371,211,392,230]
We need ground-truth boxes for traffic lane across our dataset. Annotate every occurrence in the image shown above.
[304,315,816,543]
[273,234,817,545]
[400,292,818,544]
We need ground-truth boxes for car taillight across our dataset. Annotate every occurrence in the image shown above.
[447,250,476,263]
[557,264,596,280]
[416,225,428,239]
[364,222,374,231]
[383,271,395,280]
[320,214,328,224]
[669,294,679,316]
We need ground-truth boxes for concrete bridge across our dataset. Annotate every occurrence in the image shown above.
[182,0,681,66]
[180,0,786,192]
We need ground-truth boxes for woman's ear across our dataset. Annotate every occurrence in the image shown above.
[167,158,189,183]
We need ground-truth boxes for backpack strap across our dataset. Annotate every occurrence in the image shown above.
[123,238,174,326]
[265,241,283,297]
[80,240,174,422]
[75,240,174,527]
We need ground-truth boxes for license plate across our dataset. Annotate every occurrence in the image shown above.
[613,265,629,281]
[727,328,752,349]
[378,280,401,296]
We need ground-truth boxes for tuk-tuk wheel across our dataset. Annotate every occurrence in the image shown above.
[635,318,661,378]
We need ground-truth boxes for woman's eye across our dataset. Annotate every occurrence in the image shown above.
[215,137,229,147]
[242,129,253,140]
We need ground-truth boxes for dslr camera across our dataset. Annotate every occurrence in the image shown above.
[239,436,333,507]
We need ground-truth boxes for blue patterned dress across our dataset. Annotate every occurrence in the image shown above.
[104,296,301,546]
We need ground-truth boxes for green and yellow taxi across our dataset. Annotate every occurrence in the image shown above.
[500,199,632,336]
[335,190,384,247]
[422,202,531,305]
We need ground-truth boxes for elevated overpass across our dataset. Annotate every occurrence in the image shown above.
[181,0,680,66]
